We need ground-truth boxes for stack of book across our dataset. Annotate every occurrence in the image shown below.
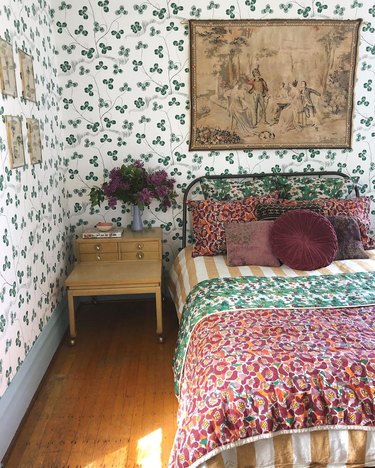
[81,227,124,239]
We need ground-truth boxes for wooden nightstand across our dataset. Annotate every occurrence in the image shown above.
[65,227,163,344]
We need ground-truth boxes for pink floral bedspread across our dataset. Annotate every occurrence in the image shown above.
[170,306,375,467]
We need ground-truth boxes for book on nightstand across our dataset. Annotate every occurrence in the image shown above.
[82,227,124,239]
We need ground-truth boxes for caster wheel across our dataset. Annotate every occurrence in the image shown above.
[70,338,76,346]
[158,335,165,344]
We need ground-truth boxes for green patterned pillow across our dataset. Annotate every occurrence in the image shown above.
[276,176,353,201]
[201,176,279,201]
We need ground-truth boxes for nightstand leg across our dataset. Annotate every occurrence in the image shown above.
[155,287,163,342]
[67,290,76,345]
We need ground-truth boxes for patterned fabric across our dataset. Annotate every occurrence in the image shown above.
[314,197,375,250]
[328,215,369,261]
[188,195,276,257]
[225,221,280,267]
[170,304,375,467]
[173,272,375,395]
[201,177,279,201]
[270,209,338,270]
[256,200,324,220]
[168,245,375,320]
[276,175,353,200]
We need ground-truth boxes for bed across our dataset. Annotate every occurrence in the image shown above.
[168,172,375,468]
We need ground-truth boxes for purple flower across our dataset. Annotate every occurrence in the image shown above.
[133,159,144,169]
[107,196,118,208]
[90,160,177,210]
[138,187,152,205]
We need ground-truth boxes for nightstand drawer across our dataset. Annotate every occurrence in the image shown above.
[119,240,160,254]
[79,253,119,262]
[78,242,118,254]
[120,251,160,261]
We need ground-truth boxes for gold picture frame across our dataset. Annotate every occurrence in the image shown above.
[4,115,25,168]
[189,19,361,150]
[0,38,17,97]
[18,49,36,102]
[26,118,42,164]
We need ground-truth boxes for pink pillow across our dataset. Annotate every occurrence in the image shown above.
[271,209,338,270]
[225,221,281,267]
[189,195,276,257]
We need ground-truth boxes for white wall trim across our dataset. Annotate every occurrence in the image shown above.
[0,298,68,462]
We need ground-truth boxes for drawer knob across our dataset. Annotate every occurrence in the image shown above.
[97,255,101,260]
[136,251,144,260]
[95,245,101,251]
[137,243,144,250]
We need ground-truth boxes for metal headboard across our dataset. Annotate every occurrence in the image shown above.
[182,171,357,249]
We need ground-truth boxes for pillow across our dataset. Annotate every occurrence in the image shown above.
[276,175,353,200]
[256,200,324,220]
[201,176,279,200]
[271,209,338,270]
[327,216,369,260]
[189,195,276,257]
[315,197,375,250]
[225,221,281,267]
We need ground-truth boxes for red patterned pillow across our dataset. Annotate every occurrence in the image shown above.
[314,197,375,250]
[189,195,276,257]
[271,210,338,270]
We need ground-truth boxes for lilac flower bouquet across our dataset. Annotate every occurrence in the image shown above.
[89,160,177,211]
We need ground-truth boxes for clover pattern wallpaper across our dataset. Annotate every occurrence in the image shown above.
[0,0,70,398]
[54,0,375,259]
[1,0,375,398]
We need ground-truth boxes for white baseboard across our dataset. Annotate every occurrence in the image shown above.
[0,299,68,462]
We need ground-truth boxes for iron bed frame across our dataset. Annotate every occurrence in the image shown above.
[181,171,358,249]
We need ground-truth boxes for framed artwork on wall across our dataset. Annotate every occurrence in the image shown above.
[18,49,36,102]
[0,38,17,97]
[189,19,361,150]
[3,115,25,168]
[26,118,42,164]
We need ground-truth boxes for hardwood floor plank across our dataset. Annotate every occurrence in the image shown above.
[4,299,179,468]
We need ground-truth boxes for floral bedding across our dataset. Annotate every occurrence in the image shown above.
[170,272,375,467]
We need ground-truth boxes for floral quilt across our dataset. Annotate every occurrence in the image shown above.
[170,272,375,467]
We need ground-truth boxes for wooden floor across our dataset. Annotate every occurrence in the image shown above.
[4,298,179,468]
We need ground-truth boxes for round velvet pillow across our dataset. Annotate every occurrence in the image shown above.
[271,209,338,270]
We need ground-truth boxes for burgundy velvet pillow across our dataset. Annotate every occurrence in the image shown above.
[271,209,338,270]
[327,216,369,260]
[225,221,281,267]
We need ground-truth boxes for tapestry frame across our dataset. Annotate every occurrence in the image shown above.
[189,19,361,151]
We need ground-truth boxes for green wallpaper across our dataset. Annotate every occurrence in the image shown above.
[0,0,70,398]
[1,0,375,398]
[54,0,375,264]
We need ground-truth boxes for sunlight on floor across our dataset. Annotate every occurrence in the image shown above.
[83,446,128,467]
[137,428,163,467]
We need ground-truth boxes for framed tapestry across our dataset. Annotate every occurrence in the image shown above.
[3,115,25,168]
[189,19,361,150]
[26,117,42,164]
[18,49,36,102]
[0,38,17,97]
